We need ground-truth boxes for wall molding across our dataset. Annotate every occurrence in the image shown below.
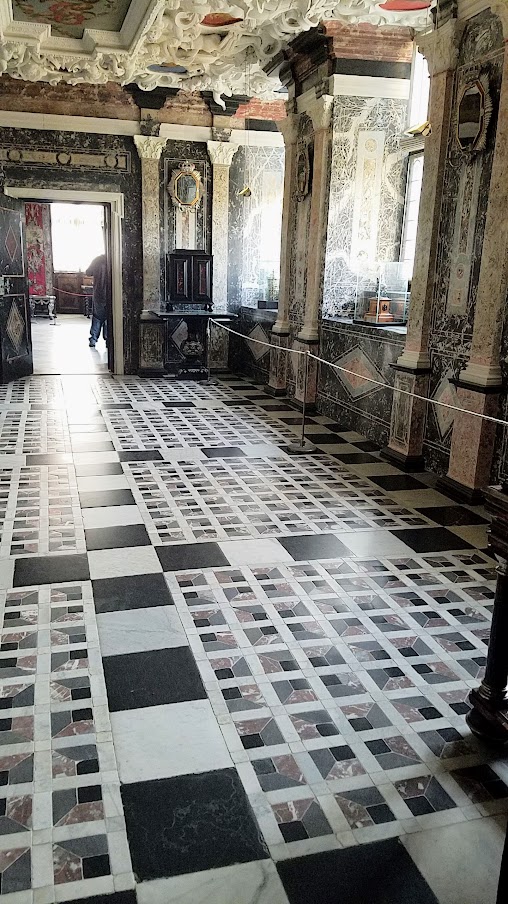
[329,74,410,99]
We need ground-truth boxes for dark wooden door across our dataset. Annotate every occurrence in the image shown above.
[0,195,32,381]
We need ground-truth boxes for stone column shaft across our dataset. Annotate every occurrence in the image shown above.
[134,135,168,312]
[207,140,238,313]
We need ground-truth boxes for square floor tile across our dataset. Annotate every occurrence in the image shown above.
[156,542,230,572]
[88,546,162,579]
[13,553,90,587]
[92,573,173,613]
[121,769,268,880]
[135,861,289,904]
[390,528,473,553]
[85,524,151,551]
[417,506,488,527]
[203,447,246,458]
[103,646,206,711]
[111,700,231,783]
[278,534,350,561]
[74,461,124,478]
[370,475,427,492]
[71,440,116,452]
[97,606,187,656]
[334,453,380,464]
[26,452,73,465]
[162,402,196,408]
[277,840,439,904]
[83,505,143,529]
[219,539,293,565]
[119,450,163,461]
[80,489,136,508]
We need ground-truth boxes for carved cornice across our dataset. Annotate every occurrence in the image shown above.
[133,135,168,160]
[276,113,300,146]
[207,141,238,166]
[418,20,465,75]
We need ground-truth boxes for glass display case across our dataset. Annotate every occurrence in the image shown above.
[353,262,411,326]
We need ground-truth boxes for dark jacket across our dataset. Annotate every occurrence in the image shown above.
[86,254,109,321]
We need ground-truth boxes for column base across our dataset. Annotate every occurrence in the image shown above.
[267,331,289,396]
[436,474,485,505]
[264,385,287,398]
[380,446,425,472]
[467,686,508,745]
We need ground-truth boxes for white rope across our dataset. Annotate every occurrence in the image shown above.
[210,319,508,430]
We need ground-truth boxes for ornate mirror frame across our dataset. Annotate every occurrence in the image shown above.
[168,162,203,210]
[456,72,493,155]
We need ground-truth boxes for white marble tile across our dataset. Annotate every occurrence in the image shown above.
[82,505,143,529]
[88,545,162,579]
[111,700,232,783]
[402,815,507,904]
[72,451,120,464]
[0,557,14,589]
[77,474,130,492]
[336,530,415,557]
[219,538,294,565]
[136,860,289,904]
[97,606,188,656]
[450,525,489,549]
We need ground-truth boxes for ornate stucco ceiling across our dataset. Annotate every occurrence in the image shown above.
[0,0,432,105]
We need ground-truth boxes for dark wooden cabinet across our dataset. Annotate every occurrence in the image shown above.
[54,272,86,314]
[167,250,212,310]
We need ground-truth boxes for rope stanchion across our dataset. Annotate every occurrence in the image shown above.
[210,318,508,432]
[286,350,317,455]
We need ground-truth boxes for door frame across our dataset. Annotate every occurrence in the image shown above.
[5,187,125,375]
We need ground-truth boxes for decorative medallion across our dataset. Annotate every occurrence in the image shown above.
[6,301,24,352]
[246,324,270,361]
[332,347,385,400]
[295,142,310,202]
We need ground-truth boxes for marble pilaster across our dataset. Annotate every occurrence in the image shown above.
[267,109,299,396]
[439,32,508,499]
[134,135,168,313]
[385,21,461,468]
[207,140,238,372]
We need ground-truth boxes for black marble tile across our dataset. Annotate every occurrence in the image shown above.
[59,893,136,904]
[71,441,116,453]
[416,506,488,527]
[103,647,206,711]
[230,384,258,391]
[79,489,135,508]
[222,399,257,407]
[99,404,133,410]
[74,462,124,478]
[121,769,268,879]
[156,541,230,571]
[118,451,163,462]
[257,403,294,411]
[162,402,196,408]
[334,453,380,464]
[353,440,381,452]
[277,840,439,904]
[92,573,174,613]
[202,447,246,458]
[278,534,350,561]
[390,528,473,553]
[26,453,73,466]
[304,433,342,445]
[369,475,426,492]
[14,554,90,587]
[85,525,151,551]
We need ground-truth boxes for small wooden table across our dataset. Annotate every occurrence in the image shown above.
[30,295,56,320]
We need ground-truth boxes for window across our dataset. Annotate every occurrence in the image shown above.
[51,203,105,272]
[400,153,424,273]
[408,49,430,129]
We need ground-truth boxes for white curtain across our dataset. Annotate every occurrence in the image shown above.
[51,203,105,272]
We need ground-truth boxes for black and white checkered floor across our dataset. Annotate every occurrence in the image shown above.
[0,373,505,904]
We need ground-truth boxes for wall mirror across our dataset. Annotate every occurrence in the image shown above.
[168,162,203,210]
[457,74,492,153]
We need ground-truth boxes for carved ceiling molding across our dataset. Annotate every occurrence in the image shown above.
[0,0,432,103]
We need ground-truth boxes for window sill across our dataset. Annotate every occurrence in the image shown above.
[322,316,407,336]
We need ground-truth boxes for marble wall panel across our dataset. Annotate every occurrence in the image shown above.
[0,127,142,373]
[228,306,276,383]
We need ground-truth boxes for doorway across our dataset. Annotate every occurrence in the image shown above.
[6,187,124,375]
[27,201,109,375]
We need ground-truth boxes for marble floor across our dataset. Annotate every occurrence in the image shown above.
[31,314,108,375]
[0,371,505,904]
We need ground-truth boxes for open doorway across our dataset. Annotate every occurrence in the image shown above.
[24,200,112,375]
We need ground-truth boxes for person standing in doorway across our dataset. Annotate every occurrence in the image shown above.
[86,253,109,348]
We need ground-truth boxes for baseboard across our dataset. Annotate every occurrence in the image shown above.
[264,384,287,397]
[436,475,485,505]
[380,446,425,472]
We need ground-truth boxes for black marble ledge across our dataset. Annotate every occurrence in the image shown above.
[322,317,407,340]
[238,305,277,326]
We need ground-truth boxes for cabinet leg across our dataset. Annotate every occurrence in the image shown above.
[467,557,508,744]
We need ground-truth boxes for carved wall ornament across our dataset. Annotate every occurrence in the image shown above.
[168,162,203,210]
[456,73,493,155]
[295,141,310,201]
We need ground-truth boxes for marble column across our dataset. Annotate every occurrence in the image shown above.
[207,140,238,371]
[293,94,333,408]
[268,107,299,396]
[384,21,461,469]
[134,134,167,375]
[441,19,508,500]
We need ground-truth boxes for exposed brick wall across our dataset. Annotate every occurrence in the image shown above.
[0,76,140,119]
[234,98,286,122]
[158,90,212,126]
[322,21,414,63]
